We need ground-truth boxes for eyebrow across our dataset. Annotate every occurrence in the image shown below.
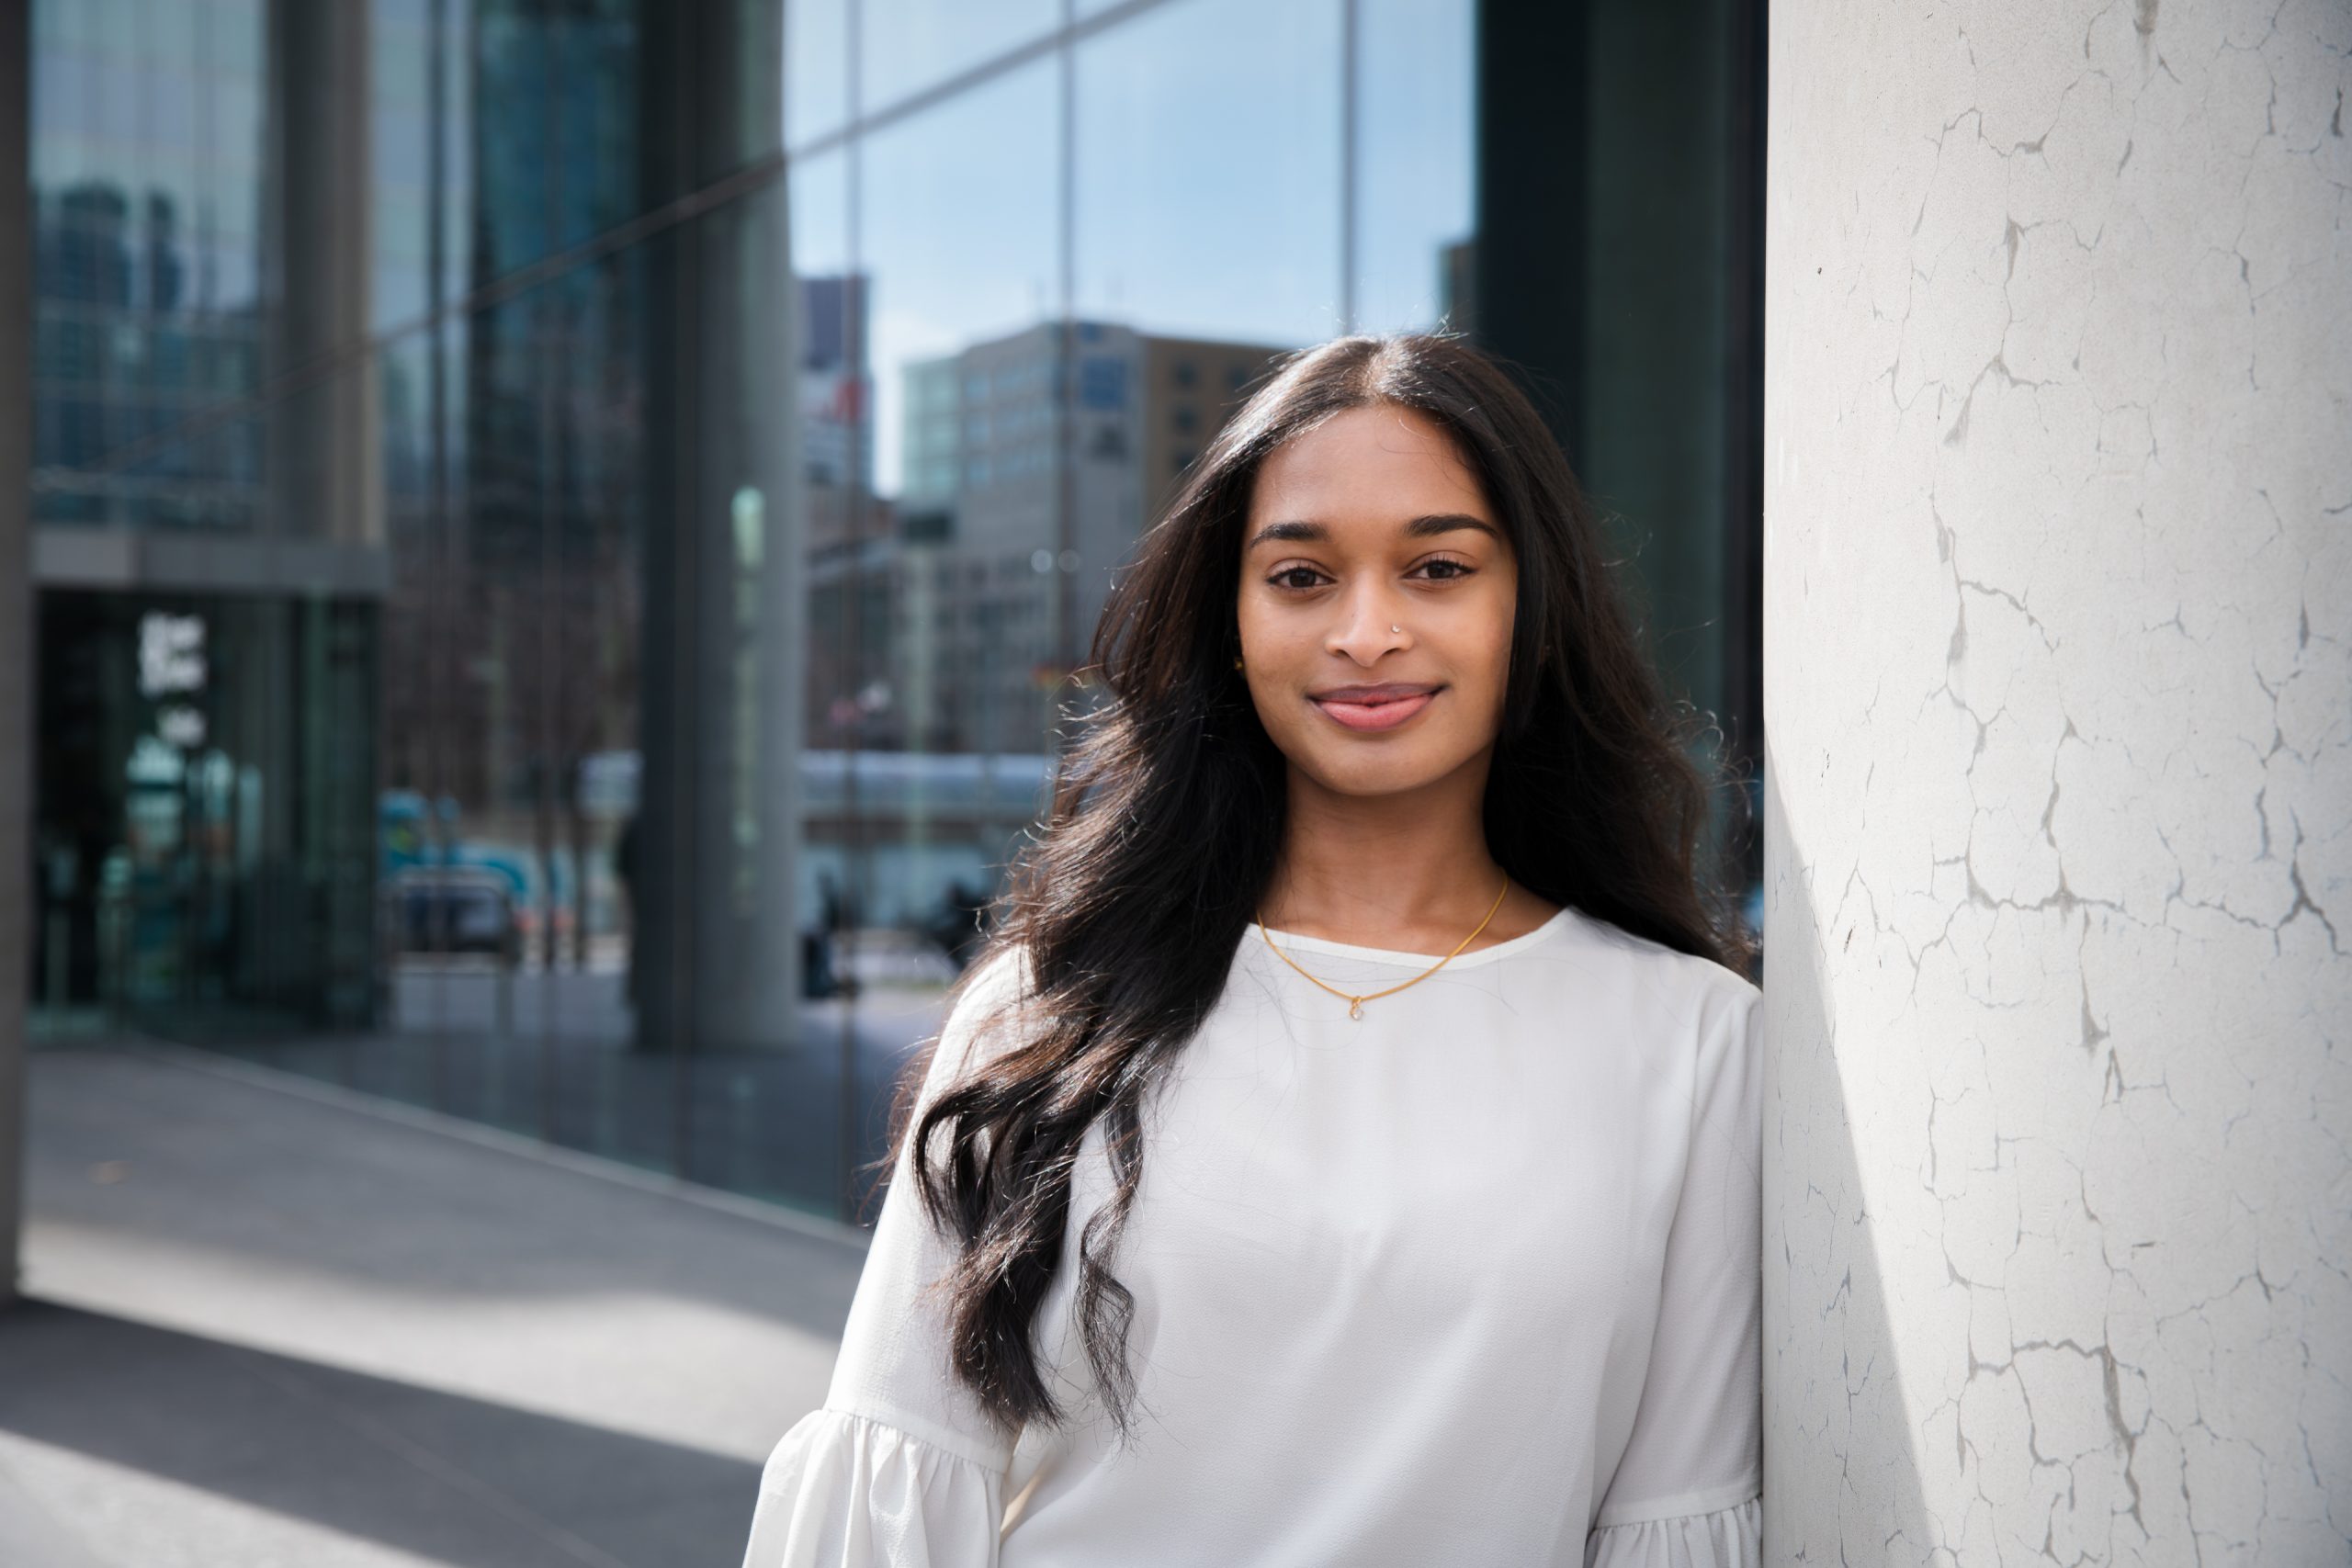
[1245,513,1502,552]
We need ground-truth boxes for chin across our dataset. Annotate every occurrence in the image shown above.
[1299,745,1467,798]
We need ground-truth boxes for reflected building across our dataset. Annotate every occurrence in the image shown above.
[29,2,384,1036]
[799,274,871,501]
[896,323,1281,758]
[802,271,891,765]
[1135,337,1285,513]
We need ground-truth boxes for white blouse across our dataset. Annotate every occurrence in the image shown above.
[742,903,1764,1567]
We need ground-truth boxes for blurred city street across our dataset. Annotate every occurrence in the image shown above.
[0,1044,867,1566]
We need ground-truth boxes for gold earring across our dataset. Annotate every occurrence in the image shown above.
[1232,655,1245,669]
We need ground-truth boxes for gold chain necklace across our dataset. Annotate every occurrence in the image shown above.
[1255,873,1512,1020]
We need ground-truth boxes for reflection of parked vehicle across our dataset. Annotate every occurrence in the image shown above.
[803,928,855,998]
[382,871,523,966]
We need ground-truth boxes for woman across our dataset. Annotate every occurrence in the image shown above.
[742,333,1762,1566]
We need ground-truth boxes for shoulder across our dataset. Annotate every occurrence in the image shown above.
[1549,907,1759,1070]
[1550,916,1761,1194]
[1554,905,1756,1009]
[926,941,1047,1087]
[950,940,1035,1021]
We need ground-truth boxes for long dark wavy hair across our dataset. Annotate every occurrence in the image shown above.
[885,332,1750,1443]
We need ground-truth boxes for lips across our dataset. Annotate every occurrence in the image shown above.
[1308,682,1440,704]
[1308,683,1442,733]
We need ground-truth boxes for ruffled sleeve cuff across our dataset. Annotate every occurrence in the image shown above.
[1584,1494,1761,1568]
[741,1407,1006,1568]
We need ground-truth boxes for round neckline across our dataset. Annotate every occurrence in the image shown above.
[1254,904,1576,970]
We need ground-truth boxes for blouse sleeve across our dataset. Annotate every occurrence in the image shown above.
[1585,977,1765,1568]
[741,949,1040,1568]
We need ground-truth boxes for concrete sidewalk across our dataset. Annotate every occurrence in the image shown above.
[0,1045,872,1567]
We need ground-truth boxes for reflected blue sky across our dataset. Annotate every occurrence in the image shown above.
[859,60,1057,495]
[787,0,848,149]
[860,0,1059,114]
[1355,0,1475,333]
[1074,0,1344,345]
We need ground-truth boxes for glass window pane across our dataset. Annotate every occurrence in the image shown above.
[1074,0,1343,348]
[863,67,1057,505]
[816,64,1057,1132]
[784,73,1063,1215]
[786,0,849,149]
[1354,0,1476,333]
[857,0,1057,116]
[790,149,851,306]
[1074,0,1340,531]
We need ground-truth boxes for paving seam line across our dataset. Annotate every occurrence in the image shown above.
[103,1037,875,1255]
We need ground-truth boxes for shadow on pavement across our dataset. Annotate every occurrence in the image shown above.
[0,1299,765,1568]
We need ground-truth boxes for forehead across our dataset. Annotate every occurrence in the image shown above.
[1248,403,1488,524]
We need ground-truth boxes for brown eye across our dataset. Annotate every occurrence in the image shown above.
[1415,558,1475,581]
[1268,567,1326,591]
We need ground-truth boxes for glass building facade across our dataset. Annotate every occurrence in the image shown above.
[23,0,1763,1224]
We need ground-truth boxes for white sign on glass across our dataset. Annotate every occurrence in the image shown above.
[139,613,207,696]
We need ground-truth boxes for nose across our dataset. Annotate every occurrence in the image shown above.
[1323,583,1411,665]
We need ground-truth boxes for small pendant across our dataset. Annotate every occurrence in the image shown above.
[1348,997,1364,1021]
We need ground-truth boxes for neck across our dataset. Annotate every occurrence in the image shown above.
[1260,752,1505,945]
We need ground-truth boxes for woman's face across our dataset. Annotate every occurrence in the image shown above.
[1236,402,1518,799]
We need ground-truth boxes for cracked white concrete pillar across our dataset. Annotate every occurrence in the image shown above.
[1761,3,2350,1562]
